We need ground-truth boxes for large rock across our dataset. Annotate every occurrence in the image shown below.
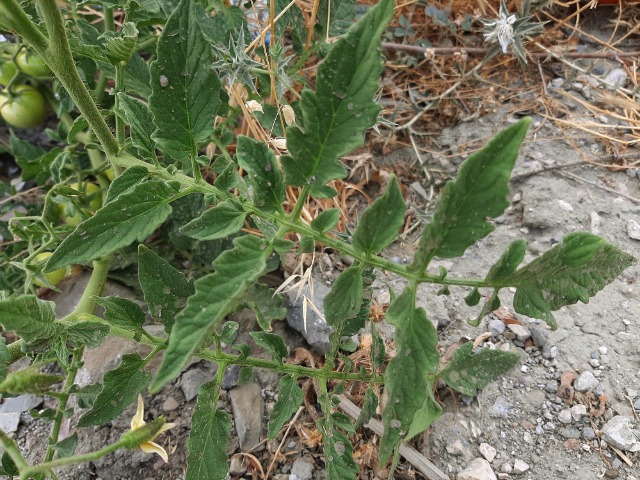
[230,383,264,451]
[600,415,639,451]
[285,275,332,352]
[458,458,497,480]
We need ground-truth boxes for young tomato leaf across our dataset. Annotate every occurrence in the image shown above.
[47,180,178,271]
[379,288,440,466]
[67,319,109,348]
[236,135,285,213]
[149,0,222,162]
[356,387,378,428]
[352,175,406,255]
[250,332,288,363]
[412,118,530,266]
[311,208,341,233]
[485,239,527,283]
[0,296,62,349]
[115,93,156,159]
[324,265,363,328]
[77,353,151,427]
[268,375,303,438]
[104,166,150,204]
[138,245,194,333]
[318,416,359,480]
[439,342,519,397]
[186,381,231,480]
[151,235,268,392]
[95,296,147,338]
[281,0,394,192]
[404,388,442,441]
[510,232,635,329]
[180,199,247,241]
[239,283,287,331]
[0,337,9,384]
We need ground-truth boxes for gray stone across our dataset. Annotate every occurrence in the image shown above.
[458,458,497,480]
[542,345,557,360]
[180,369,212,401]
[290,458,314,480]
[560,428,581,439]
[600,416,639,451]
[604,68,628,89]
[490,396,510,417]
[222,364,241,390]
[0,412,20,433]
[229,453,247,476]
[544,381,558,393]
[513,459,530,474]
[285,275,333,352]
[574,371,599,393]
[478,443,496,462]
[634,398,640,411]
[627,219,640,241]
[0,394,42,413]
[446,439,472,459]
[507,324,531,342]
[583,427,596,440]
[571,404,587,421]
[558,409,572,424]
[162,397,179,412]
[529,327,548,347]
[230,383,264,451]
[488,319,506,337]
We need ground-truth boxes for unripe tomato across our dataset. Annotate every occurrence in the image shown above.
[62,182,103,226]
[33,252,66,287]
[0,85,46,129]
[0,61,17,86]
[104,168,115,181]
[16,50,51,78]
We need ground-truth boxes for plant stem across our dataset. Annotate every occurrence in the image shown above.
[0,428,29,471]
[70,255,112,319]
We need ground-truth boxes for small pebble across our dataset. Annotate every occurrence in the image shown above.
[570,404,587,421]
[583,427,596,441]
[513,459,530,474]
[558,409,573,424]
[478,443,496,463]
[507,324,531,342]
[162,397,180,412]
[560,428,581,439]
[488,319,506,337]
[598,346,608,355]
[542,345,557,360]
[574,371,599,393]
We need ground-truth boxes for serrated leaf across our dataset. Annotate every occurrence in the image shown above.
[404,389,441,440]
[0,296,62,348]
[95,296,146,336]
[54,433,78,459]
[186,381,231,480]
[464,287,481,306]
[77,353,151,427]
[311,208,341,233]
[101,22,138,65]
[47,180,178,271]
[250,332,288,363]
[236,136,285,213]
[318,417,358,480]
[240,283,287,331]
[0,337,9,384]
[324,266,363,328]
[280,0,394,190]
[486,239,527,283]
[105,166,150,204]
[115,94,156,159]
[379,288,440,466]
[67,319,110,348]
[268,375,303,438]
[138,244,194,333]
[412,118,530,265]
[439,342,519,397]
[180,199,246,240]
[509,232,635,329]
[220,321,239,344]
[352,176,405,255]
[356,387,378,428]
[149,0,222,162]
[151,235,268,392]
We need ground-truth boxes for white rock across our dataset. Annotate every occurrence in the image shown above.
[558,409,572,424]
[513,459,530,474]
[628,219,640,241]
[600,415,639,451]
[557,200,574,212]
[478,443,497,462]
[507,324,531,342]
[598,346,608,355]
[571,404,587,421]
[229,453,247,475]
[604,68,628,89]
[458,458,497,480]
[574,371,599,392]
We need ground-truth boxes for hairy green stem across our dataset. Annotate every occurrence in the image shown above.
[0,428,29,471]
[70,256,112,319]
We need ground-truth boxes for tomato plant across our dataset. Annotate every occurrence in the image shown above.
[0,60,17,86]
[0,84,46,128]
[60,182,103,226]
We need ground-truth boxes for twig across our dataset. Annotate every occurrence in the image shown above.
[265,406,305,479]
[337,395,449,480]
[559,170,640,204]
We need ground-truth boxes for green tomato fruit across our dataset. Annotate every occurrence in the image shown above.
[16,50,51,78]
[0,85,46,129]
[33,252,66,287]
[0,61,17,86]
[62,182,103,226]
[104,168,115,181]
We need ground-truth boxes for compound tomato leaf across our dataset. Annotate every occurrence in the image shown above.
[281,0,394,190]
[0,296,62,349]
[151,235,268,392]
[180,199,246,241]
[268,375,303,439]
[47,180,177,271]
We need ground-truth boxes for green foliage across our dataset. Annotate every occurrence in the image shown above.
[186,381,232,480]
[0,0,635,478]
